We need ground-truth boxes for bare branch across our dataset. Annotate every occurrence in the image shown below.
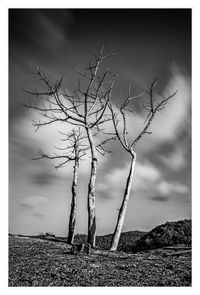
[23,89,54,97]
[108,78,176,156]
[33,148,75,161]
[22,102,62,113]
[32,118,64,132]
[32,127,89,168]
[108,103,130,152]
[88,69,110,115]
[90,72,119,128]
[131,85,177,148]
[155,91,177,112]
[76,67,92,80]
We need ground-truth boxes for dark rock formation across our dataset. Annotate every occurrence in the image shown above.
[129,219,191,253]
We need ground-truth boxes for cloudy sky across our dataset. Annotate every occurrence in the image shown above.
[9,9,191,236]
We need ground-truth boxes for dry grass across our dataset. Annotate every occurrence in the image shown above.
[9,236,191,287]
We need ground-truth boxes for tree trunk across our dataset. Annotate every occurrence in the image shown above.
[110,154,136,251]
[67,154,79,245]
[86,127,97,248]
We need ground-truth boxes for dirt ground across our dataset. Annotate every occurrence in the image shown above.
[8,236,191,287]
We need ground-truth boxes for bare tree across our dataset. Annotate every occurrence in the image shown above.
[108,79,177,251]
[23,47,118,247]
[33,128,87,244]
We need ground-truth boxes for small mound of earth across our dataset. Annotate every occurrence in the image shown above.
[127,219,191,253]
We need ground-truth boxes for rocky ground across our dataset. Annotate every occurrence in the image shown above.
[9,235,191,287]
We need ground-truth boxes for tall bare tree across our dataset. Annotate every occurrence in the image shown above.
[33,128,87,244]
[109,79,177,251]
[23,47,117,247]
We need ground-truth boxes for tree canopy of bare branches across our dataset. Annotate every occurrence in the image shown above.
[23,47,118,247]
[33,128,88,244]
[109,79,177,251]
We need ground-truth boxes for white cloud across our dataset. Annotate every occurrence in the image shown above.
[97,160,162,196]
[127,161,161,192]
[172,182,189,194]
[148,64,190,141]
[11,106,107,178]
[98,159,189,200]
[160,145,187,171]
[135,161,161,183]
[157,180,189,196]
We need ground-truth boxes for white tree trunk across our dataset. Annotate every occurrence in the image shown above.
[67,155,79,245]
[110,155,136,251]
[86,127,97,248]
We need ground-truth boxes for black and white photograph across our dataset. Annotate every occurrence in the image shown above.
[8,7,192,287]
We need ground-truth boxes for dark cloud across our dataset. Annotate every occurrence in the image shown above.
[30,171,56,186]
[97,192,114,201]
[20,202,33,209]
[9,136,33,159]
[150,195,169,202]
[9,9,77,124]
[9,9,74,57]
[9,9,191,121]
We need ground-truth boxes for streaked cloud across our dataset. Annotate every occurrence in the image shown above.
[20,196,48,222]
[20,195,48,208]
